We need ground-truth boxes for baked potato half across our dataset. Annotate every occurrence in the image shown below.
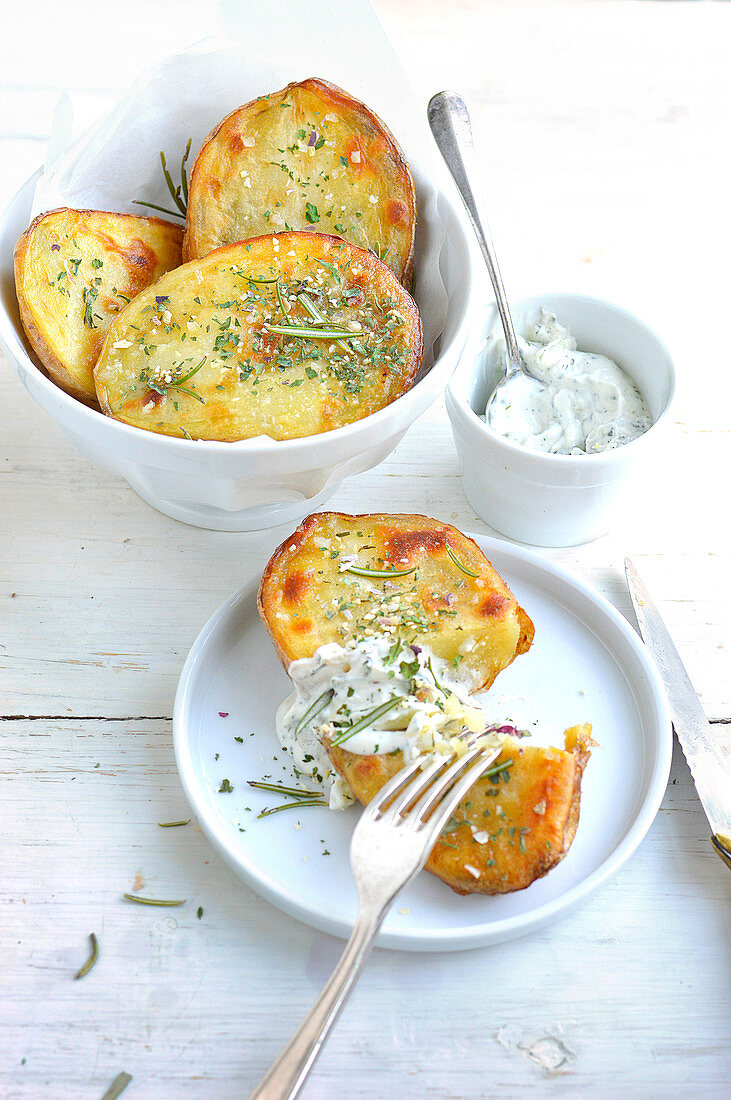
[258,511,534,691]
[327,725,594,895]
[184,78,416,286]
[14,208,182,405]
[93,232,422,441]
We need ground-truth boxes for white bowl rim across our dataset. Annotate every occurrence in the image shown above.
[0,167,474,459]
[446,290,676,469]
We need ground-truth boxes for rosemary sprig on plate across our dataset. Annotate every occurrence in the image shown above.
[248,779,327,817]
[248,780,320,799]
[257,798,327,818]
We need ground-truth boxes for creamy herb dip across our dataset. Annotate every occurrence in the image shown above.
[276,636,492,810]
[486,309,652,455]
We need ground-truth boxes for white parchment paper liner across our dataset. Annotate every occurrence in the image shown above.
[31,0,452,381]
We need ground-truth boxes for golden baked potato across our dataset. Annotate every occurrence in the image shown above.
[14,208,183,405]
[259,511,592,896]
[258,511,534,692]
[327,725,594,895]
[93,232,422,441]
[184,78,416,286]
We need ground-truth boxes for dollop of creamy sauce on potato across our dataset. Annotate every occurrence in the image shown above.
[276,637,493,809]
[485,309,652,454]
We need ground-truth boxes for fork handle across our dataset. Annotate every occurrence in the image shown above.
[249,904,384,1100]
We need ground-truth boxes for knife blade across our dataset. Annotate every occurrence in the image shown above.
[625,558,731,870]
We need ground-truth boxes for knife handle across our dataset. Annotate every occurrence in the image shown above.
[710,833,731,870]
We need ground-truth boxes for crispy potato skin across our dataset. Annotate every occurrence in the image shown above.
[184,78,416,286]
[93,233,422,441]
[14,209,182,405]
[328,726,594,895]
[258,511,534,691]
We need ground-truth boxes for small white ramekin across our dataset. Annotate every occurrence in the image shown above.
[445,292,675,547]
[0,163,476,531]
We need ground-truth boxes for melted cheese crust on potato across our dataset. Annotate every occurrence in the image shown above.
[93,233,422,441]
[258,512,534,691]
[328,726,594,895]
[14,209,182,405]
[184,78,416,285]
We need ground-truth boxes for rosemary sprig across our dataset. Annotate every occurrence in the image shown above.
[123,893,186,907]
[257,798,327,818]
[133,139,191,220]
[74,932,99,980]
[275,279,290,318]
[248,780,319,799]
[100,1072,133,1100]
[345,565,416,579]
[158,819,190,827]
[330,696,402,746]
[148,358,206,402]
[482,758,513,779]
[426,656,448,697]
[132,199,183,219]
[294,688,334,736]
[264,324,356,340]
[447,546,479,578]
[160,145,188,215]
[171,358,205,386]
[170,384,204,403]
[180,138,191,205]
[298,292,350,353]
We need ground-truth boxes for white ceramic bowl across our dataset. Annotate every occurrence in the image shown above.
[446,293,675,547]
[0,167,475,531]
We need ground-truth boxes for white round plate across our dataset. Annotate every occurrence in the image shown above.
[173,535,671,952]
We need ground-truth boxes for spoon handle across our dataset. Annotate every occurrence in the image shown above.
[427,90,521,369]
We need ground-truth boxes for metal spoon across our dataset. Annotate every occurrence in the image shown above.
[427,90,544,423]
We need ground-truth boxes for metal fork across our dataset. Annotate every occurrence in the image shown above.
[249,734,501,1100]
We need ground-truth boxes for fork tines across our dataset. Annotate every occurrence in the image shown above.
[373,730,502,831]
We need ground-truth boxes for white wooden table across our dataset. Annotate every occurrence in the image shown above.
[2,2,730,1097]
